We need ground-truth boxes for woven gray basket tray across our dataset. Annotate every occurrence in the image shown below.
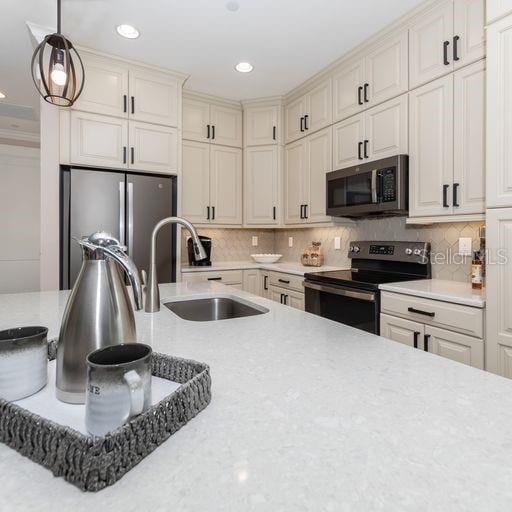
[0,341,211,492]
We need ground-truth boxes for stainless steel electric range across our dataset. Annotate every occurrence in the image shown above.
[304,241,431,334]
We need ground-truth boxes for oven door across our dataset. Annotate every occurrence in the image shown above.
[304,280,379,334]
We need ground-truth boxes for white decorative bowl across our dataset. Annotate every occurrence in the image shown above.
[251,254,283,264]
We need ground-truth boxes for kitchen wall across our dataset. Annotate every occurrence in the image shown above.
[184,218,485,282]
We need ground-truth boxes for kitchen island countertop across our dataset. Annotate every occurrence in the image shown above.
[0,282,510,511]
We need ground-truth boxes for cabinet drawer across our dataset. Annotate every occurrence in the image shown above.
[181,270,243,285]
[381,291,483,338]
[269,271,304,292]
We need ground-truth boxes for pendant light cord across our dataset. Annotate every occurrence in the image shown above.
[57,0,61,34]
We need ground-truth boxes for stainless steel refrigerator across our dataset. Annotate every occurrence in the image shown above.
[61,167,177,290]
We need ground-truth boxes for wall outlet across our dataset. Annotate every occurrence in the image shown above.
[288,237,293,248]
[458,237,473,256]
[334,236,341,250]
[252,236,258,247]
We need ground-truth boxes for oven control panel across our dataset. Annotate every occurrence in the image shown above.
[348,241,431,264]
[369,244,395,255]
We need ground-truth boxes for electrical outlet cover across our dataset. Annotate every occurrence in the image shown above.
[458,237,472,256]
[252,236,258,247]
[288,237,293,248]
[334,236,341,250]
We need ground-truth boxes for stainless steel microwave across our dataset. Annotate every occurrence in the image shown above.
[326,155,408,218]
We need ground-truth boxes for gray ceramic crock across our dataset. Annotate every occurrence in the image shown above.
[0,326,48,401]
[85,343,152,436]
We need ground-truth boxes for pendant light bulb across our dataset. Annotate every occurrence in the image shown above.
[51,62,67,86]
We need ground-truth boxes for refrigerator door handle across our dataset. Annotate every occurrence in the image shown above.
[119,182,126,246]
[127,182,134,256]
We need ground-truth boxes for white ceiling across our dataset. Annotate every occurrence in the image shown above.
[0,0,424,122]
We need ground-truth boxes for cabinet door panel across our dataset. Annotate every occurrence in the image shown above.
[487,0,512,23]
[486,208,512,376]
[244,146,279,225]
[333,115,365,170]
[380,314,424,348]
[409,75,454,217]
[409,0,454,88]
[72,53,129,118]
[306,79,332,134]
[70,111,128,168]
[245,106,279,146]
[284,139,307,224]
[128,122,177,174]
[285,96,307,144]
[365,30,408,107]
[210,146,242,224]
[243,270,261,295]
[183,99,210,143]
[210,105,242,148]
[181,141,210,224]
[453,60,485,215]
[286,290,305,311]
[487,16,512,208]
[333,58,365,122]
[454,0,485,68]
[306,127,332,223]
[426,325,484,369]
[365,94,408,162]
[129,69,179,127]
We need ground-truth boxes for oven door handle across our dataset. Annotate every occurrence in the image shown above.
[304,281,375,302]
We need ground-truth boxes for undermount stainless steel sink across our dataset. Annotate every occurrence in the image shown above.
[164,296,268,322]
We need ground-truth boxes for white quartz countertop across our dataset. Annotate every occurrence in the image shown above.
[0,282,509,511]
[379,278,486,308]
[181,260,348,276]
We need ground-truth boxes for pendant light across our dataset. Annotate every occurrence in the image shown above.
[31,0,85,107]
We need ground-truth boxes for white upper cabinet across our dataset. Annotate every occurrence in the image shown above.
[487,14,512,208]
[409,75,454,217]
[70,111,128,169]
[364,31,409,107]
[128,122,178,174]
[284,78,332,143]
[182,98,211,143]
[487,0,512,24]
[306,79,333,134]
[244,145,279,225]
[72,53,129,118]
[181,141,210,224]
[182,97,242,148]
[333,94,407,170]
[364,94,408,162]
[285,95,308,144]
[244,105,279,146]
[453,0,486,68]
[332,58,365,122]
[333,114,365,170]
[210,104,243,148]
[306,127,332,223]
[128,68,179,127]
[210,146,243,224]
[284,139,307,224]
[409,0,484,89]
[453,59,485,214]
[409,0,454,88]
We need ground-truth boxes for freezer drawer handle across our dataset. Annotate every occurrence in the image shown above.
[408,307,435,318]
[304,281,375,302]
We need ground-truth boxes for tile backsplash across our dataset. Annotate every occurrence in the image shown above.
[181,218,485,283]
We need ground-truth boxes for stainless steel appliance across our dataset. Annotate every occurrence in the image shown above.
[188,236,212,266]
[61,167,177,289]
[326,155,408,218]
[56,232,143,404]
[304,241,431,334]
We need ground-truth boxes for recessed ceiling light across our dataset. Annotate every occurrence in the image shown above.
[235,62,253,73]
[116,24,140,39]
[0,91,5,99]
[226,1,240,11]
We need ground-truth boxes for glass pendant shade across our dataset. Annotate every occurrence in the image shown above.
[30,0,85,107]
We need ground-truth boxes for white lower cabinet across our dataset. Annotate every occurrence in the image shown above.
[242,269,261,295]
[260,271,270,299]
[269,286,305,310]
[380,313,484,369]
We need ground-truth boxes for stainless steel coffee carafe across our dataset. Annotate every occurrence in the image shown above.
[56,232,143,404]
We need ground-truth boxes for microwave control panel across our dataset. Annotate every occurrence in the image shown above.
[380,169,396,202]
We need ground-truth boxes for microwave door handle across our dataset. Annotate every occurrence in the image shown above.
[371,170,378,204]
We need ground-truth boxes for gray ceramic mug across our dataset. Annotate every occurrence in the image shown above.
[0,326,48,401]
[85,343,152,436]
